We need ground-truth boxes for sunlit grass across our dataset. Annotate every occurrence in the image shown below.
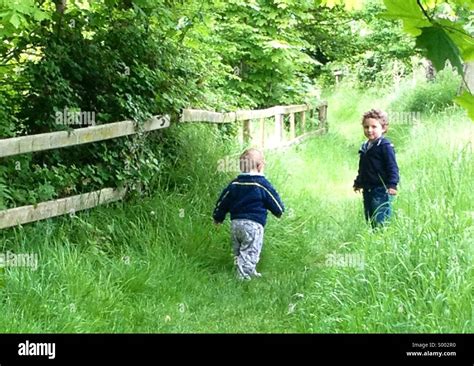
[0,87,472,333]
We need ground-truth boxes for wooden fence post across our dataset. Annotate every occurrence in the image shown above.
[464,61,474,92]
[259,118,265,148]
[290,113,295,140]
[318,102,328,132]
[275,114,283,145]
[301,111,306,133]
[243,119,251,144]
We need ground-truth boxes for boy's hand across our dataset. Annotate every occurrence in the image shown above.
[353,187,362,193]
[387,188,397,195]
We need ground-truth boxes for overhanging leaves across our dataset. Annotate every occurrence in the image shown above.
[382,0,431,36]
[438,20,474,62]
[454,92,474,120]
[416,25,463,74]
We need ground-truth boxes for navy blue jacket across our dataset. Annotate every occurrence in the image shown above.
[354,136,399,190]
[213,174,284,227]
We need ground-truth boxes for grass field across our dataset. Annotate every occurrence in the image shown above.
[0,87,472,333]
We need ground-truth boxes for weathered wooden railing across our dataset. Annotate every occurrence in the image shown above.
[0,115,170,230]
[0,101,327,230]
[180,101,328,149]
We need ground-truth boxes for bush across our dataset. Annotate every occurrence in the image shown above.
[0,7,215,210]
[390,66,461,113]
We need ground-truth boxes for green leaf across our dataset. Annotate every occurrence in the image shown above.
[104,0,118,7]
[438,20,474,62]
[451,0,474,10]
[13,0,37,16]
[9,12,21,29]
[454,92,474,121]
[416,26,463,74]
[382,0,431,36]
[32,9,50,22]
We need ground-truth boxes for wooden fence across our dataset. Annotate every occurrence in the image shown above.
[0,102,327,230]
[181,102,328,149]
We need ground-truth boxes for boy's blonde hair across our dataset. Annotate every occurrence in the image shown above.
[362,109,389,131]
[240,148,264,173]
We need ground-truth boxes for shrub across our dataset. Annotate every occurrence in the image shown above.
[390,66,461,113]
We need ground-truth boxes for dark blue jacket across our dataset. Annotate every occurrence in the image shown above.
[354,136,399,190]
[213,174,284,227]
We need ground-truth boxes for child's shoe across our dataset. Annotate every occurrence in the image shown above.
[236,272,251,281]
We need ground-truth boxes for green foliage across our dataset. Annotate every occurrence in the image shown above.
[416,25,463,74]
[0,93,16,138]
[199,0,320,108]
[0,0,50,37]
[19,3,215,131]
[383,0,474,120]
[383,0,431,36]
[390,66,462,113]
[314,1,417,88]
[0,0,336,209]
[0,0,227,208]
[454,91,474,120]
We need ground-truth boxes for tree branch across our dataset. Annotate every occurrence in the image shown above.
[417,0,432,22]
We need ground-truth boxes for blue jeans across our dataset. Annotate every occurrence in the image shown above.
[363,187,393,226]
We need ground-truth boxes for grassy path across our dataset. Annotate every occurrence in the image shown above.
[0,90,472,333]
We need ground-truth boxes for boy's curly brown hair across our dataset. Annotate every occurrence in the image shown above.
[362,109,389,131]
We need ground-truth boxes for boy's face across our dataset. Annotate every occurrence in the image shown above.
[362,118,385,142]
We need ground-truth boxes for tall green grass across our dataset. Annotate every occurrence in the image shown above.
[0,86,472,332]
[389,66,461,114]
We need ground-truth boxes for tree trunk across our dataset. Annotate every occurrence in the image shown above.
[54,0,67,15]
[464,62,474,93]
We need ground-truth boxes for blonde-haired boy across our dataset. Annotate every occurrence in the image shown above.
[213,148,285,280]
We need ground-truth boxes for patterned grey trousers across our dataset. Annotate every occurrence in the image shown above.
[231,219,264,280]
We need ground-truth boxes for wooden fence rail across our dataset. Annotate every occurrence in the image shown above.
[0,115,170,159]
[180,104,314,123]
[0,188,127,230]
[181,101,328,149]
[0,101,327,230]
